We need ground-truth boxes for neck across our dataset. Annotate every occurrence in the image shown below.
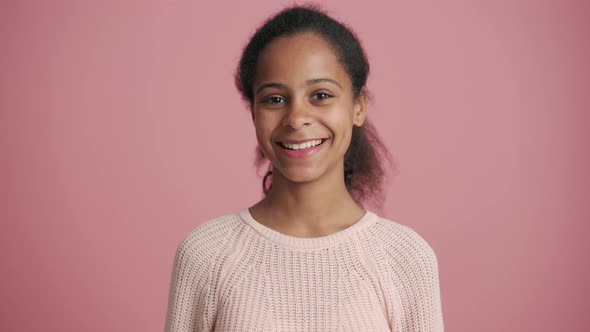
[256,163,364,230]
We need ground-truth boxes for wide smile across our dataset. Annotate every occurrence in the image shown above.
[274,138,330,159]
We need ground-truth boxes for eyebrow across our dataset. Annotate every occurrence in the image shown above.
[255,78,342,95]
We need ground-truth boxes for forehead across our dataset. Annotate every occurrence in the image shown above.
[254,32,351,89]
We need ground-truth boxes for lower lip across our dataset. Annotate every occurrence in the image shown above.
[276,139,329,159]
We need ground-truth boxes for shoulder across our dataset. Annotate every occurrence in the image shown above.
[367,215,440,269]
[174,211,244,263]
[166,212,245,331]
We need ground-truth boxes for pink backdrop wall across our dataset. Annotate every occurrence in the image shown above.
[2,1,588,331]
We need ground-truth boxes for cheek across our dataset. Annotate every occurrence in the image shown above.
[325,108,355,133]
[254,115,276,142]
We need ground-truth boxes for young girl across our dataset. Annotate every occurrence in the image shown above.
[164,5,444,331]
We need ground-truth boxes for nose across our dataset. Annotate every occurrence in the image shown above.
[282,99,311,130]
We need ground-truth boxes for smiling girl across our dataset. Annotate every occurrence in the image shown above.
[164,4,444,331]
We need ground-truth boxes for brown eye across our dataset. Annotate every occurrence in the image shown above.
[312,92,332,100]
[264,96,286,104]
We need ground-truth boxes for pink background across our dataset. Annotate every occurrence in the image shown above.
[2,1,589,331]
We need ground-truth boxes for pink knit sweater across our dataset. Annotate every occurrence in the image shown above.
[164,208,444,331]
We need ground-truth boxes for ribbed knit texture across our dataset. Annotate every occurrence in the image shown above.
[164,208,444,331]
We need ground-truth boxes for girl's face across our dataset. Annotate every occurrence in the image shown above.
[252,32,366,185]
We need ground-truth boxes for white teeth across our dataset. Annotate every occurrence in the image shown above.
[280,139,323,150]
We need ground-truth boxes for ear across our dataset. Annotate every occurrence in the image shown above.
[352,89,368,127]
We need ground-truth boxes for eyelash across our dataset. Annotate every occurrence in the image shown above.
[262,92,333,104]
[264,96,286,104]
[313,92,332,100]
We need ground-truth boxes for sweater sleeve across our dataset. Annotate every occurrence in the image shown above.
[387,225,445,332]
[164,236,213,332]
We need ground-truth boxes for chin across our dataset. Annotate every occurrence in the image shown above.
[278,167,323,184]
[286,174,319,184]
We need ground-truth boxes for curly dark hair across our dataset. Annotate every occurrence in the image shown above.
[234,4,396,210]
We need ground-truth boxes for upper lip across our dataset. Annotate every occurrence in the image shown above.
[275,138,329,144]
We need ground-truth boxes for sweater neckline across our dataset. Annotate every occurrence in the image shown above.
[237,207,378,249]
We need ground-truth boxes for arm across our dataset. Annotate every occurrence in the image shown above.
[164,237,213,332]
[387,226,444,331]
